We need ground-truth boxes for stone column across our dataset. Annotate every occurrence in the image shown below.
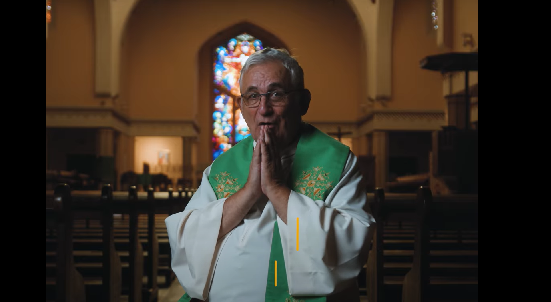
[117,134,136,192]
[182,137,194,189]
[191,138,198,188]
[445,94,467,130]
[46,128,49,170]
[373,131,389,190]
[114,131,132,191]
[97,129,115,157]
[96,128,115,186]
[353,135,368,156]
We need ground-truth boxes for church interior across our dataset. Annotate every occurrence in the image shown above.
[46,0,478,301]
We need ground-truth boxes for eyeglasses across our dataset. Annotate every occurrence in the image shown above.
[240,89,301,107]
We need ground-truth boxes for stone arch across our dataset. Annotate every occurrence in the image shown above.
[197,21,289,163]
[345,0,395,103]
[94,0,140,98]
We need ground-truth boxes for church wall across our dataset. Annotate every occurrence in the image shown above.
[122,0,364,167]
[446,0,478,96]
[119,20,132,117]
[390,0,445,111]
[452,0,478,53]
[46,0,97,107]
[46,0,477,187]
[123,0,363,119]
[358,30,369,118]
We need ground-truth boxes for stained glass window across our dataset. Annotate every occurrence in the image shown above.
[212,33,264,160]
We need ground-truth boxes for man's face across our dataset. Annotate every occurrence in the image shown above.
[240,61,303,148]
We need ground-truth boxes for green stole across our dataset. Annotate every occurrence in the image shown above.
[178,123,349,302]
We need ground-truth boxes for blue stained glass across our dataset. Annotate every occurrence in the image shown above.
[212,33,262,160]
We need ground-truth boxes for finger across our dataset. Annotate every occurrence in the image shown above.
[258,126,264,146]
[253,130,261,162]
[266,128,279,163]
[264,126,270,145]
[260,132,269,164]
[261,127,272,163]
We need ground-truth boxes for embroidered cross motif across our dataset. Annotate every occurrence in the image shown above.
[212,171,240,199]
[293,167,333,200]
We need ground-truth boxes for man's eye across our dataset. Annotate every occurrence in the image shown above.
[248,93,260,99]
[272,91,285,97]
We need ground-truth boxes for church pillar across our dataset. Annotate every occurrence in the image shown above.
[445,94,467,130]
[46,128,49,170]
[182,137,195,189]
[114,131,128,191]
[191,139,198,188]
[96,128,116,186]
[117,134,136,191]
[373,131,389,190]
[353,135,368,156]
[97,129,115,157]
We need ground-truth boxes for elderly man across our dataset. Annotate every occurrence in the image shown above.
[166,48,376,302]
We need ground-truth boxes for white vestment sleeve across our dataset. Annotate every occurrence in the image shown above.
[278,151,376,296]
[165,165,226,300]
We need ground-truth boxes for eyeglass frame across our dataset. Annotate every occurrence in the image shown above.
[239,89,304,108]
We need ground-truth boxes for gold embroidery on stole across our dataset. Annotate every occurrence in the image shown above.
[212,172,240,199]
[293,167,333,200]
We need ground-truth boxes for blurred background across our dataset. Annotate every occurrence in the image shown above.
[46,0,478,195]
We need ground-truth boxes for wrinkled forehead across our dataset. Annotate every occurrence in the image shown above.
[241,61,291,89]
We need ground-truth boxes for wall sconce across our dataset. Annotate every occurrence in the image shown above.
[462,33,476,50]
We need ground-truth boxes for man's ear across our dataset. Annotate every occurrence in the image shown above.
[236,96,242,110]
[299,89,311,116]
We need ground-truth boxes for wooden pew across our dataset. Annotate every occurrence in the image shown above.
[128,186,146,302]
[77,185,157,302]
[144,187,159,302]
[69,187,189,288]
[365,188,419,302]
[365,188,385,302]
[401,186,478,302]
[46,184,192,302]
[46,184,86,302]
[46,184,122,302]
[101,184,123,302]
[364,188,478,302]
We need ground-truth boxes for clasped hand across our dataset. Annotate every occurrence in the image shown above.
[245,125,289,202]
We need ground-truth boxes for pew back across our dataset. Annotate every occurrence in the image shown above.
[364,187,478,302]
[46,184,192,302]
[402,187,478,302]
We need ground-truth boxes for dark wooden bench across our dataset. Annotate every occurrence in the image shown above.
[364,187,478,302]
[46,183,121,302]
[365,188,386,302]
[69,187,189,289]
[401,186,478,302]
[46,184,191,302]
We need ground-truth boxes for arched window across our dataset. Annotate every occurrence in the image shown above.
[212,33,264,160]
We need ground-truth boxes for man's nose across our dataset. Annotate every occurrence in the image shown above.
[258,96,274,115]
